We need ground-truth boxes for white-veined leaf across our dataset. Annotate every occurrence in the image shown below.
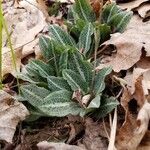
[39,36,52,60]
[102,3,132,32]
[59,50,68,74]
[79,23,94,55]
[20,84,50,106]
[87,95,101,109]
[49,25,77,47]
[40,90,83,117]
[108,11,133,32]
[96,96,119,118]
[47,76,71,91]
[68,51,93,85]
[63,69,88,94]
[93,67,112,95]
[102,3,121,23]
[74,0,96,22]
[29,59,53,78]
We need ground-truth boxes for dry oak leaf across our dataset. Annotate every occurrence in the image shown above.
[119,0,149,10]
[116,75,150,150]
[4,0,47,56]
[96,15,150,72]
[0,90,29,143]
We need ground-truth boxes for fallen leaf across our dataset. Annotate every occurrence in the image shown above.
[13,0,46,49]
[115,75,150,149]
[0,90,29,143]
[2,0,47,77]
[136,3,150,19]
[136,56,150,69]
[79,118,108,150]
[37,141,85,150]
[119,0,149,10]
[138,131,150,150]
[124,68,150,95]
[2,47,22,77]
[97,15,150,72]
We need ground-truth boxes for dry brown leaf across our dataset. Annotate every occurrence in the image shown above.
[124,68,150,96]
[97,15,150,72]
[2,47,22,77]
[4,0,46,49]
[136,3,150,18]
[37,141,85,150]
[136,56,150,69]
[0,90,29,143]
[13,0,46,49]
[79,118,108,150]
[22,39,39,58]
[2,0,47,77]
[37,0,49,18]
[138,131,150,150]
[116,74,150,149]
[119,0,149,10]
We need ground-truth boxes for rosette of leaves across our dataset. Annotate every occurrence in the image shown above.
[19,25,118,118]
[66,0,132,44]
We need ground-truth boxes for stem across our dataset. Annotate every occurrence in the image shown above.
[91,0,104,92]
[0,0,3,89]
[98,0,103,23]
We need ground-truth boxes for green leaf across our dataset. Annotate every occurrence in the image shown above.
[95,96,119,118]
[102,3,121,23]
[68,51,93,85]
[39,36,52,60]
[28,59,53,78]
[79,23,94,55]
[108,11,133,32]
[74,0,96,22]
[67,6,79,23]
[93,67,112,95]
[38,37,61,75]
[49,25,77,47]
[87,95,101,109]
[40,90,83,117]
[59,50,68,75]
[18,72,43,84]
[97,24,111,44]
[63,69,88,94]
[47,76,71,91]
[68,19,87,38]
[20,84,50,106]
[102,3,132,32]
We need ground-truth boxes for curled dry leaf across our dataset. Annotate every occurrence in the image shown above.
[37,141,85,150]
[97,15,150,72]
[0,90,29,143]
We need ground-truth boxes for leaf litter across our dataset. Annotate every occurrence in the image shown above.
[0,0,150,149]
